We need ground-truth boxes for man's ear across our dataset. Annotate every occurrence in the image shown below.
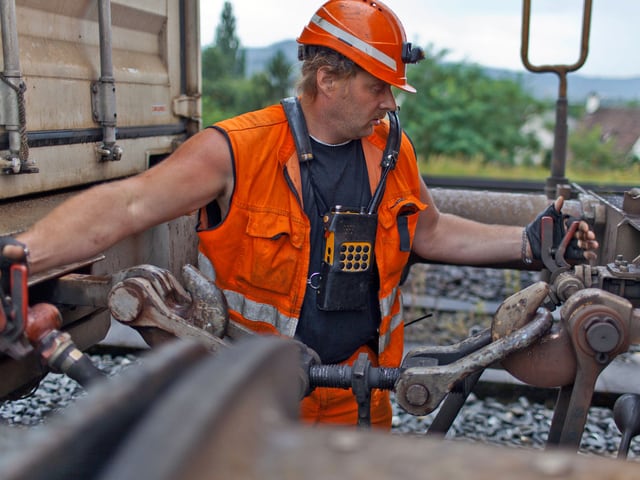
[316,66,335,96]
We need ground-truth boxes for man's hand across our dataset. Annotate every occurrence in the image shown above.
[525,196,599,263]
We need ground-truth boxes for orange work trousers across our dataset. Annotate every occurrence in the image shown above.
[299,345,393,429]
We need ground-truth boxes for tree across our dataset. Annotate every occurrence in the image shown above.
[212,1,245,78]
[400,46,543,166]
[201,2,246,125]
[568,125,624,170]
[264,50,294,100]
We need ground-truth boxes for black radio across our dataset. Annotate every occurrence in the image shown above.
[316,206,377,311]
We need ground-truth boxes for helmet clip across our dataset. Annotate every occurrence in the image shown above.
[401,43,425,64]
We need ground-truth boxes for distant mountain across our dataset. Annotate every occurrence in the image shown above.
[244,40,640,105]
[484,67,640,105]
[245,40,300,77]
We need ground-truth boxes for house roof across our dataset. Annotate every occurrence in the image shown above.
[579,107,640,156]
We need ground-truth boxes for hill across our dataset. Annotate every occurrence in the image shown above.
[485,67,640,105]
[244,39,640,105]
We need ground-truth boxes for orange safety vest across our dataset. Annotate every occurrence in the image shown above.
[197,104,426,368]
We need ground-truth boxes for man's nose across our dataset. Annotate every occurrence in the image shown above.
[381,87,397,112]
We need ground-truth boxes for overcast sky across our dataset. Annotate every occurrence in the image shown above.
[199,0,640,79]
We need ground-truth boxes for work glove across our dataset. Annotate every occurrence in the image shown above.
[524,198,585,262]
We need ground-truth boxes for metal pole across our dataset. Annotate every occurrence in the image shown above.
[0,0,24,171]
[181,0,202,136]
[520,0,592,199]
[95,0,122,161]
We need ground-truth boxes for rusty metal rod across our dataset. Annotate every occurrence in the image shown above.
[309,363,398,391]
[521,0,593,199]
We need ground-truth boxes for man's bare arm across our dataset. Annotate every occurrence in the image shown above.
[16,128,233,274]
[411,178,598,266]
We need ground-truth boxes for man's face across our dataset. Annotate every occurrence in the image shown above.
[327,69,398,143]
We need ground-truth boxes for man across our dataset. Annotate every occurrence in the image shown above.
[1,0,597,428]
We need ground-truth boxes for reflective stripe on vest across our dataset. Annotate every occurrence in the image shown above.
[378,287,403,354]
[224,288,298,337]
[226,282,402,356]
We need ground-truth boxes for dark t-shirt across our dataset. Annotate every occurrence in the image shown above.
[294,137,381,364]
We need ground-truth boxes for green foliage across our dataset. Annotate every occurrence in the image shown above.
[243,50,295,110]
[212,2,245,78]
[202,73,253,126]
[201,1,246,125]
[400,46,543,165]
[264,50,295,100]
[568,125,627,170]
[201,3,294,127]
[423,154,640,185]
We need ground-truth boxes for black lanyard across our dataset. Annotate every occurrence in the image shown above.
[281,96,401,216]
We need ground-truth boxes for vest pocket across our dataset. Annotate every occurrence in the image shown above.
[241,213,304,295]
[378,196,425,278]
[379,197,424,233]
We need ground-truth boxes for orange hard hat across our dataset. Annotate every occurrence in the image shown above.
[297,0,423,93]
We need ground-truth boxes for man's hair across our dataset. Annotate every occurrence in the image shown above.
[297,46,362,98]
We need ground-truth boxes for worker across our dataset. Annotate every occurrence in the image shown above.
[0,0,597,428]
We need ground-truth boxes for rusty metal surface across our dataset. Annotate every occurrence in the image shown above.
[404,327,493,368]
[499,321,577,389]
[500,284,638,396]
[36,273,112,308]
[496,193,640,393]
[205,428,640,480]
[108,264,229,352]
[574,185,640,264]
[0,308,110,399]
[187,426,640,480]
[396,310,553,416]
[562,289,634,359]
[491,281,550,339]
[99,337,301,480]
[545,289,635,449]
[23,303,62,343]
[401,330,493,435]
[430,188,552,225]
[27,256,107,287]
[0,339,210,480]
[493,281,580,388]
[623,189,640,216]
[180,264,229,338]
